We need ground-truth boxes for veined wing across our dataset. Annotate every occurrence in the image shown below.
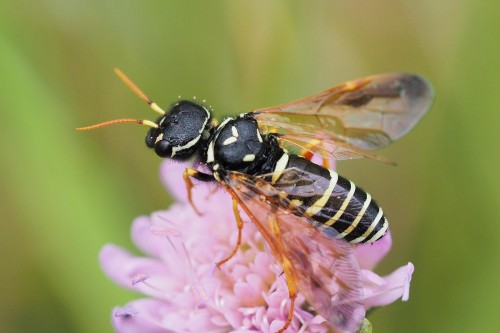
[222,170,365,332]
[252,73,433,160]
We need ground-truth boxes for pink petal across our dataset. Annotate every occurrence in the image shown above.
[221,308,244,329]
[159,161,188,203]
[234,281,261,305]
[363,262,415,309]
[269,319,287,333]
[99,244,177,298]
[162,307,219,332]
[130,216,169,258]
[354,230,392,270]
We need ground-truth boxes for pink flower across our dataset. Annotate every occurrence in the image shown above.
[100,161,414,333]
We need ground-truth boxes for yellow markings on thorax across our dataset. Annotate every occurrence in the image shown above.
[223,136,237,145]
[231,126,239,137]
[350,208,384,244]
[339,193,371,238]
[272,153,289,184]
[321,180,356,229]
[305,170,338,216]
[243,154,256,162]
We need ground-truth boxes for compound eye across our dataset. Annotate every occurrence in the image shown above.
[145,132,156,148]
[154,140,172,158]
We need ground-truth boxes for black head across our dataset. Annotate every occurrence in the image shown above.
[146,100,211,160]
[76,70,213,161]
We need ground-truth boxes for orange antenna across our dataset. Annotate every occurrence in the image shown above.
[76,118,159,131]
[114,68,166,115]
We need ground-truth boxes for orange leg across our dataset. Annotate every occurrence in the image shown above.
[216,198,244,268]
[268,215,298,333]
[277,294,296,333]
[222,184,298,332]
[183,168,215,216]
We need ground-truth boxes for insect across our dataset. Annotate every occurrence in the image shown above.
[78,69,433,332]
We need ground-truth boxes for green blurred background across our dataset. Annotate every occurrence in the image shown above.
[1,1,498,332]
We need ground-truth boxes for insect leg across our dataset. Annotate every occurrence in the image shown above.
[183,168,215,216]
[268,213,297,333]
[216,198,244,268]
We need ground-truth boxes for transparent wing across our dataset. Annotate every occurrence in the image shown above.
[222,171,365,332]
[253,73,433,161]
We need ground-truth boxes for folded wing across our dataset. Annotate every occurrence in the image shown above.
[223,171,365,331]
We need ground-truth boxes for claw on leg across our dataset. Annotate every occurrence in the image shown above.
[216,198,244,268]
[276,295,296,333]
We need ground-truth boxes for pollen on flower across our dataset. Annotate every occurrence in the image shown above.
[99,161,415,333]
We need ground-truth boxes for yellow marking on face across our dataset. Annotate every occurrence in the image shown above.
[155,133,164,144]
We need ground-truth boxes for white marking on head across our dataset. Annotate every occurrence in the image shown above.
[243,154,256,162]
[223,136,237,146]
[171,107,210,157]
[155,133,164,144]
[213,163,219,171]
[231,126,239,137]
[171,135,201,158]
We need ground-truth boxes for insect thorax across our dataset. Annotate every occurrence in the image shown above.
[205,115,283,175]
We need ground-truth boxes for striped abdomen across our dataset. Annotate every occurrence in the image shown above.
[269,153,388,244]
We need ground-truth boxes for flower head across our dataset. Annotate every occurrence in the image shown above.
[100,161,414,332]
